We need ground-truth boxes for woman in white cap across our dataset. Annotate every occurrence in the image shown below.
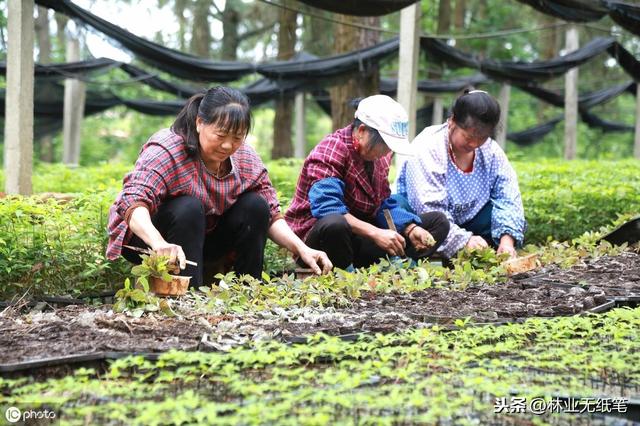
[396,89,526,260]
[285,95,449,270]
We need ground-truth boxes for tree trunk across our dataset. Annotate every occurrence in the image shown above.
[221,0,240,60]
[454,0,466,30]
[304,13,333,57]
[329,16,380,130]
[538,14,559,123]
[437,0,451,35]
[35,6,54,162]
[476,0,487,21]
[190,0,212,57]
[174,0,188,51]
[271,1,297,159]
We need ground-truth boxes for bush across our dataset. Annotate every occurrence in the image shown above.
[514,159,640,243]
[0,191,130,299]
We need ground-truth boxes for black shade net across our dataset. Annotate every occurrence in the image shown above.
[34,0,255,82]
[420,36,640,84]
[507,117,564,145]
[605,1,640,37]
[514,0,608,22]
[295,0,418,16]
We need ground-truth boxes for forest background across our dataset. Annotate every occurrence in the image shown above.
[0,0,638,167]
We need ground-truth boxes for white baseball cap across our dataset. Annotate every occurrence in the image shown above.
[354,95,414,156]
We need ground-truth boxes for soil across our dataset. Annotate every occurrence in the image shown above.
[1,251,638,366]
[513,251,640,297]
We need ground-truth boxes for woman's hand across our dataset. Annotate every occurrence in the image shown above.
[371,229,406,257]
[267,219,332,275]
[465,235,489,250]
[298,246,333,275]
[406,225,436,252]
[151,241,186,270]
[129,206,186,269]
[497,234,517,258]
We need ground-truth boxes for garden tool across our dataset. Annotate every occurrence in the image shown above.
[382,209,410,264]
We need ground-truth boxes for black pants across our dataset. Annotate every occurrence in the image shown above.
[303,212,450,269]
[122,192,270,286]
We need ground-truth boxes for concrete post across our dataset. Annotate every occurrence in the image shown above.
[432,97,444,126]
[564,26,579,160]
[4,0,34,195]
[294,92,306,158]
[62,37,86,166]
[634,84,640,159]
[496,83,511,150]
[397,3,421,141]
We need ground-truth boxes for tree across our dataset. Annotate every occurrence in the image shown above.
[329,16,380,130]
[191,0,213,57]
[271,1,297,159]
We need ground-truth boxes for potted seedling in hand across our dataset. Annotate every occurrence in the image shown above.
[132,253,191,296]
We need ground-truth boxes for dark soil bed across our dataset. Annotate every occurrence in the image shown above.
[1,251,638,366]
[513,251,640,297]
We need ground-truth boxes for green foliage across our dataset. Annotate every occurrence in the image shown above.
[131,253,175,283]
[3,306,639,424]
[113,277,160,317]
[514,159,640,243]
[0,192,129,299]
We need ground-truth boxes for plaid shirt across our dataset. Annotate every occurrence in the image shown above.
[106,128,281,260]
[285,125,392,240]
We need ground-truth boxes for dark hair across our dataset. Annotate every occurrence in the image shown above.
[352,118,386,150]
[450,89,500,138]
[172,86,252,156]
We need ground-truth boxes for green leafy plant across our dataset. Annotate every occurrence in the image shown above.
[130,253,175,289]
[113,277,159,317]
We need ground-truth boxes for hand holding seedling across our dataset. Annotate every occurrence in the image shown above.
[466,235,489,251]
[151,241,186,270]
[407,226,436,251]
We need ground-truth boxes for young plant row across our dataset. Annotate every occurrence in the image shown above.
[2,306,639,425]
[115,236,628,318]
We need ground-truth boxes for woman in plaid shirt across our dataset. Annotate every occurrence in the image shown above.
[107,87,331,285]
[285,95,449,270]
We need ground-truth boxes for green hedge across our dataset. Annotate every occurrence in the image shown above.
[514,159,640,243]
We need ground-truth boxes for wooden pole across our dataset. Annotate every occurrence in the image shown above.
[4,0,34,195]
[496,83,511,150]
[564,25,579,160]
[62,36,86,166]
[397,3,421,141]
[294,92,306,158]
[432,97,444,126]
[635,83,640,159]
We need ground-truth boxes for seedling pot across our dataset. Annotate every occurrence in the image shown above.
[150,275,190,296]
[503,253,539,276]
